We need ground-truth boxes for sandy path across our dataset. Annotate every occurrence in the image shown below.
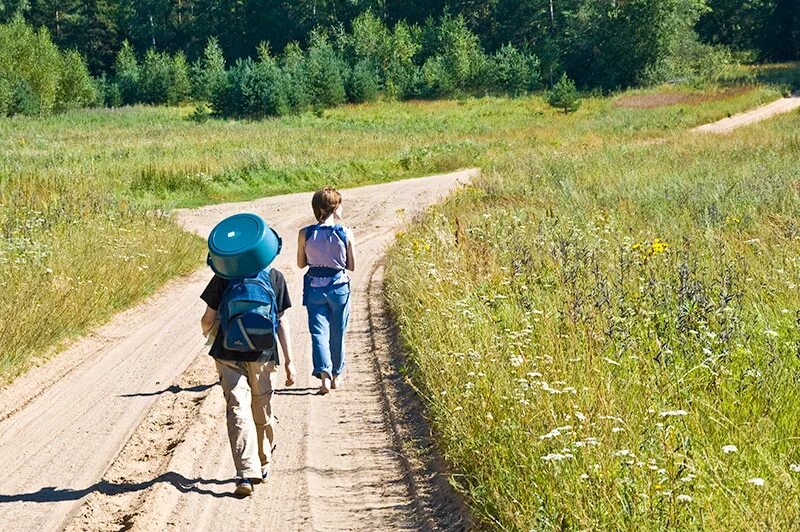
[691,94,800,134]
[0,169,476,531]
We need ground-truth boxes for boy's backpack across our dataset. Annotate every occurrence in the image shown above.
[218,269,278,352]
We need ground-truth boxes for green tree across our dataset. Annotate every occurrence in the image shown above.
[56,49,99,111]
[0,0,28,23]
[113,40,139,104]
[281,41,311,113]
[347,59,379,103]
[546,73,580,114]
[306,31,346,109]
[168,50,191,104]
[139,48,171,104]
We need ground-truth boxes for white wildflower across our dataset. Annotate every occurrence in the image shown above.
[541,453,569,462]
[722,445,738,454]
[747,477,765,486]
[614,449,632,457]
[677,494,692,503]
[612,427,625,433]
[579,473,589,480]
[659,410,689,417]
[509,355,524,367]
[764,329,779,338]
[789,464,800,473]
[574,411,586,422]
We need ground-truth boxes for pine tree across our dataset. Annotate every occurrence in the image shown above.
[546,73,580,114]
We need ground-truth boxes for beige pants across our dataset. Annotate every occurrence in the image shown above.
[215,358,277,479]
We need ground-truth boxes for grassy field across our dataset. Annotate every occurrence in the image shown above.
[385,93,800,528]
[0,83,778,383]
[0,72,796,528]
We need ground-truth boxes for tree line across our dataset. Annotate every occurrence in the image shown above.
[1,1,796,79]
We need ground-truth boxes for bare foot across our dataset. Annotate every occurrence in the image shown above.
[318,373,331,395]
[331,373,345,390]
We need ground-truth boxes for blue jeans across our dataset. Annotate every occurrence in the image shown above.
[304,282,350,378]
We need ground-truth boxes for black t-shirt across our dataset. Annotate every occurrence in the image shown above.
[201,269,292,363]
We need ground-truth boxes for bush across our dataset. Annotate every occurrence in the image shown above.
[347,59,379,103]
[306,32,347,109]
[491,44,541,96]
[547,73,581,113]
[114,40,139,105]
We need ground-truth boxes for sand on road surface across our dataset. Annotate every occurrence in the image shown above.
[692,94,800,134]
[0,169,477,531]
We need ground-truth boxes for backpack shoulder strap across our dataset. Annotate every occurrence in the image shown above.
[333,224,348,246]
[304,225,315,241]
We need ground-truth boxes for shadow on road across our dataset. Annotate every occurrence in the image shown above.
[273,386,319,396]
[118,383,217,398]
[0,472,238,503]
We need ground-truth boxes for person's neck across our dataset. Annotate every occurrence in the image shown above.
[320,215,336,226]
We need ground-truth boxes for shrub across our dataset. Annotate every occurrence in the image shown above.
[306,32,347,109]
[347,59,379,103]
[211,58,251,117]
[114,40,139,105]
[547,73,581,113]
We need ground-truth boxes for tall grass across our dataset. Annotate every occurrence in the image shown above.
[386,106,800,529]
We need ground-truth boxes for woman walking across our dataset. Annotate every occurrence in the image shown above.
[297,187,356,395]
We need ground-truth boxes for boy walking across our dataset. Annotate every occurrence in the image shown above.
[200,267,296,497]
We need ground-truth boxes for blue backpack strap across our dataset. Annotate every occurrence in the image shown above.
[304,225,314,241]
[333,224,348,246]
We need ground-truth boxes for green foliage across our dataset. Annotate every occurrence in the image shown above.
[56,49,99,111]
[168,51,191,105]
[245,49,291,117]
[281,42,311,112]
[547,73,580,113]
[139,49,172,105]
[436,15,486,92]
[491,44,540,96]
[194,37,226,102]
[0,16,96,116]
[113,40,139,105]
[0,75,10,115]
[347,59,379,103]
[306,32,347,108]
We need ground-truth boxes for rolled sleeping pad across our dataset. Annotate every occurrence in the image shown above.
[207,213,282,279]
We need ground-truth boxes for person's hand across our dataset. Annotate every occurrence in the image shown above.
[284,361,296,387]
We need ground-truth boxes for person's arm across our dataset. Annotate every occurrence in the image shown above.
[345,227,356,271]
[277,313,296,386]
[297,229,308,268]
[201,306,217,336]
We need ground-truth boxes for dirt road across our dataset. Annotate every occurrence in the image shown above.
[691,93,800,134]
[0,169,476,531]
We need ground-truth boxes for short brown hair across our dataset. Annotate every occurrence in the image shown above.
[312,186,342,222]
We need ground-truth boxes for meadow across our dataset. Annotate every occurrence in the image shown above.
[0,72,796,529]
[386,92,800,528]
